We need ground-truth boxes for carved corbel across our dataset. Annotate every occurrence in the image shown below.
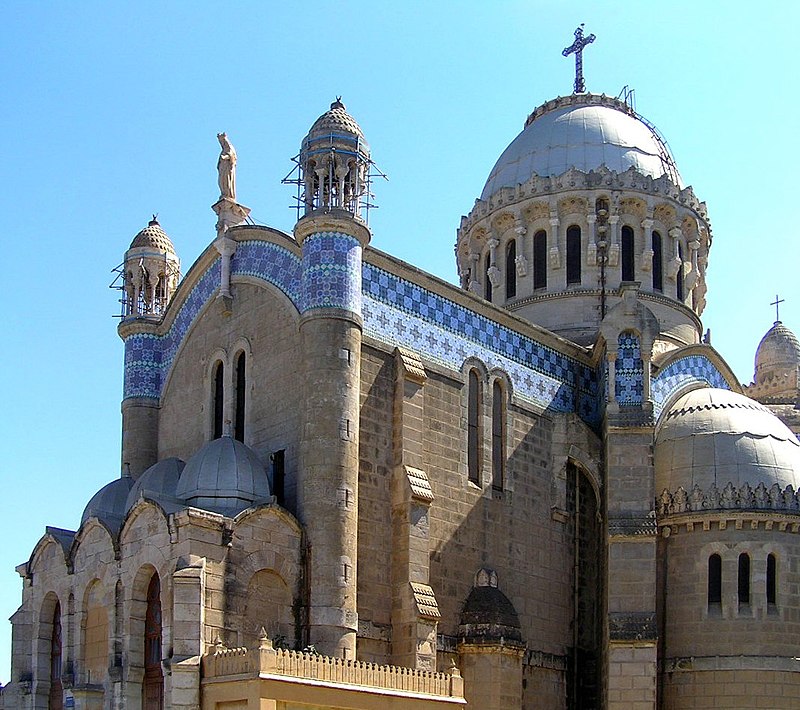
[487,265,501,288]
[515,254,528,276]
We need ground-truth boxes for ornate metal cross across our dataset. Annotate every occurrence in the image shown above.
[562,24,596,94]
[771,294,785,322]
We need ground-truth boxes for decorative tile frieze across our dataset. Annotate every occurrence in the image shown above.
[301,232,362,313]
[615,332,644,406]
[651,354,730,419]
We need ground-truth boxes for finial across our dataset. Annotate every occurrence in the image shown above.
[149,213,159,226]
[331,96,345,110]
[771,294,785,324]
[562,24,596,94]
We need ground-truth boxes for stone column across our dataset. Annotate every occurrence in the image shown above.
[640,218,654,273]
[548,216,561,268]
[295,209,371,659]
[607,215,620,266]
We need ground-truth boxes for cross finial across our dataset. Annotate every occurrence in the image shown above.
[562,24,596,94]
[771,294,785,323]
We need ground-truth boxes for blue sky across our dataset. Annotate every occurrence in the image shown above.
[1,1,798,683]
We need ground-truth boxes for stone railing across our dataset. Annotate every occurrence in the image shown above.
[202,635,464,699]
[656,482,800,517]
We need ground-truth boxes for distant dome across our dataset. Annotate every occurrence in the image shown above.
[129,217,176,253]
[305,98,366,141]
[176,437,271,516]
[481,94,681,201]
[754,321,800,383]
[81,477,135,532]
[125,457,185,514]
[655,388,800,494]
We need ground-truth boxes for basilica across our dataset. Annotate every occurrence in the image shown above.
[3,39,800,710]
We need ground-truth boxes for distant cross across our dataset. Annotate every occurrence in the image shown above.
[771,294,785,323]
[562,24,596,94]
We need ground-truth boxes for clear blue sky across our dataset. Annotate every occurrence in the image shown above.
[1,1,797,683]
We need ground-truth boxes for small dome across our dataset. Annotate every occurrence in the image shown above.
[129,217,176,253]
[481,94,681,201]
[655,388,800,494]
[176,437,271,516]
[754,321,800,383]
[124,457,185,514]
[459,586,523,643]
[81,477,135,532]
[305,98,366,142]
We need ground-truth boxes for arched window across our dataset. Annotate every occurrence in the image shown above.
[142,574,164,710]
[708,554,722,609]
[83,582,108,685]
[566,226,581,285]
[676,242,685,302]
[49,600,63,710]
[484,253,492,301]
[738,553,750,608]
[506,240,517,299]
[212,361,224,439]
[767,553,777,607]
[533,230,547,289]
[467,370,481,485]
[491,381,505,491]
[652,231,663,292]
[621,225,635,282]
[234,352,246,443]
[271,450,285,506]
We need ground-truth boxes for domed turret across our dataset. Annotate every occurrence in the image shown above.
[176,436,271,516]
[457,92,710,349]
[745,321,800,403]
[122,216,181,318]
[298,98,371,218]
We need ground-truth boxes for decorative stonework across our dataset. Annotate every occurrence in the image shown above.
[410,583,441,619]
[656,482,800,517]
[405,466,434,502]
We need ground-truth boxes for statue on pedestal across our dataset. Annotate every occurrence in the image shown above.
[217,132,237,201]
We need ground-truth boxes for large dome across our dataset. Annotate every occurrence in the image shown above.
[655,388,800,495]
[481,94,681,201]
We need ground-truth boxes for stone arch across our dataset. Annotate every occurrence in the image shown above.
[242,569,293,649]
[34,591,62,705]
[71,518,118,569]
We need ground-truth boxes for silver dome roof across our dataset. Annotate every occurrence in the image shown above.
[481,94,681,201]
[176,436,271,516]
[655,388,800,494]
[125,457,185,515]
[81,476,135,532]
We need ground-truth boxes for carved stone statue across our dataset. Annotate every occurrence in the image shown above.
[217,132,237,200]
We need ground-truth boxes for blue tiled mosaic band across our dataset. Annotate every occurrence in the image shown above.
[652,354,730,419]
[362,263,601,424]
[301,232,362,314]
[615,332,644,406]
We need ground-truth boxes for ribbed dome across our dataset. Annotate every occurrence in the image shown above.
[306,98,366,141]
[481,94,681,201]
[655,388,800,494]
[176,437,271,516]
[755,322,800,383]
[81,477,135,532]
[125,457,185,514]
[129,217,176,252]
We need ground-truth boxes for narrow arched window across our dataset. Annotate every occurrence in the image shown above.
[767,553,777,607]
[49,600,63,710]
[738,553,750,607]
[212,361,224,439]
[506,240,517,299]
[676,242,685,302]
[484,253,492,301]
[652,231,663,292]
[621,225,635,282]
[566,226,581,285]
[143,573,164,710]
[533,230,547,289]
[491,381,505,491]
[272,449,285,506]
[708,554,722,609]
[467,370,481,485]
[234,352,246,442]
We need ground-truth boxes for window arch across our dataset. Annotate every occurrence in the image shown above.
[652,231,663,292]
[708,554,722,609]
[49,600,63,710]
[234,351,246,443]
[566,226,581,285]
[738,553,750,608]
[767,553,777,608]
[506,240,516,299]
[621,225,635,282]
[533,230,547,289]
[467,369,481,486]
[491,380,505,491]
[212,361,225,439]
[676,242,685,302]
[143,573,164,710]
[484,253,492,301]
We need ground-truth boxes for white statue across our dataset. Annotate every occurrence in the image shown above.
[217,132,237,200]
